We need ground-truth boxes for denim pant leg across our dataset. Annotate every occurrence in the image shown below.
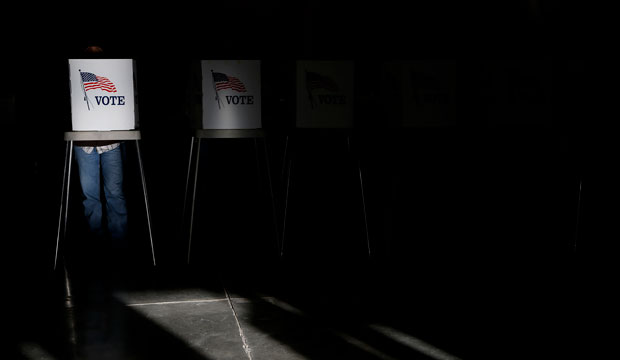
[74,147,103,237]
[101,146,128,241]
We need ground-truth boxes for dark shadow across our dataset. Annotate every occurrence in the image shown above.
[2,5,581,356]
[5,263,216,360]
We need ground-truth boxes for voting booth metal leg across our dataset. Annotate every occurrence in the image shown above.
[281,135,289,180]
[281,155,294,257]
[260,137,280,254]
[357,155,371,257]
[253,137,280,253]
[181,137,197,239]
[348,135,371,257]
[136,140,156,266]
[187,138,202,264]
[55,141,73,270]
[280,134,297,257]
[357,160,371,256]
[279,135,291,256]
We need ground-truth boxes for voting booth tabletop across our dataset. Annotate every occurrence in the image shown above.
[5,249,580,360]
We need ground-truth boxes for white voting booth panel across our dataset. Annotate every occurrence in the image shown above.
[69,59,137,131]
[381,60,456,128]
[296,60,355,128]
[201,60,261,129]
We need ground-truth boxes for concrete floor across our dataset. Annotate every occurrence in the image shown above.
[3,131,587,360]
[5,242,581,360]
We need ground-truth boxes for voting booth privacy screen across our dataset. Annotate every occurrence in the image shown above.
[296,60,355,128]
[201,60,261,129]
[381,60,456,128]
[69,59,137,131]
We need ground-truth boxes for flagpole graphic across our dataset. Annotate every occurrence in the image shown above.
[78,69,93,111]
[211,70,223,110]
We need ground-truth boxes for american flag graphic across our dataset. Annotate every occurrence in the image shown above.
[306,71,339,92]
[212,72,247,92]
[81,72,117,92]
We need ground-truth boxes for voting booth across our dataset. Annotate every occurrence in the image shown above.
[296,60,355,128]
[68,59,138,131]
[56,59,155,269]
[183,60,277,262]
[200,60,262,129]
[381,60,457,128]
[280,60,369,257]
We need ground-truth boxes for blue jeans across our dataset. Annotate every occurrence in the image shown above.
[74,145,128,241]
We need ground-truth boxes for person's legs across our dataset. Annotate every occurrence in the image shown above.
[101,146,128,242]
[74,147,103,237]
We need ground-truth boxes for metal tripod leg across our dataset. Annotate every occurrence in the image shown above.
[348,135,371,257]
[281,152,293,258]
[279,134,291,256]
[136,140,156,266]
[55,141,73,270]
[281,135,289,180]
[181,137,197,237]
[261,137,280,255]
[358,159,371,257]
[187,138,202,264]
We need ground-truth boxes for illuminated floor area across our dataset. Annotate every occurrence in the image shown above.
[6,248,579,360]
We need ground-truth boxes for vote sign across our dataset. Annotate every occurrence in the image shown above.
[68,59,136,131]
[382,60,456,128]
[296,60,355,128]
[201,60,261,129]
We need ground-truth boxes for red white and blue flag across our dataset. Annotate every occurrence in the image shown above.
[306,71,339,92]
[212,72,247,92]
[80,71,117,92]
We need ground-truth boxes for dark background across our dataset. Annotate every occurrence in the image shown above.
[0,1,609,358]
